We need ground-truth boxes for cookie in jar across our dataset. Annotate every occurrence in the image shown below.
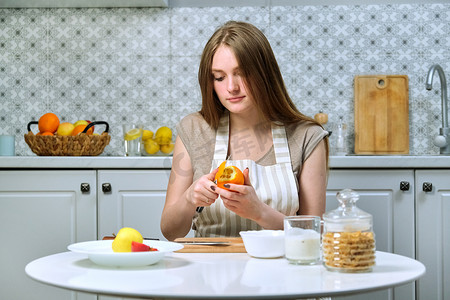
[322,189,376,272]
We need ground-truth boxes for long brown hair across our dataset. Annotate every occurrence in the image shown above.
[198,21,329,160]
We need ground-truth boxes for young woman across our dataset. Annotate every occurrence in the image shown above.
[161,21,329,240]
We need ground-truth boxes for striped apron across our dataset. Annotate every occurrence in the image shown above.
[193,114,299,237]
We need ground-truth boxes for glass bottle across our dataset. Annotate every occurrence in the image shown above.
[335,116,347,155]
[322,189,376,272]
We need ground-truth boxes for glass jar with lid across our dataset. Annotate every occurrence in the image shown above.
[322,188,376,272]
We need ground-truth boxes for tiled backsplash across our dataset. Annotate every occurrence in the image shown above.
[1,3,449,156]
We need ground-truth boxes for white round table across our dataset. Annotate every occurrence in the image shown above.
[26,251,425,299]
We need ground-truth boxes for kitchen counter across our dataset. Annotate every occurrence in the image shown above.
[328,155,450,169]
[1,155,449,169]
[0,156,173,169]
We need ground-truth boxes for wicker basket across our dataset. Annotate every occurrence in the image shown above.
[24,121,111,156]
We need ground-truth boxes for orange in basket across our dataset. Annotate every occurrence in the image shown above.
[39,132,54,136]
[72,124,93,136]
[38,113,60,134]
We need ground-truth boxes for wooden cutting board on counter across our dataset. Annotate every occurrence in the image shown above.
[354,75,409,154]
[174,237,246,253]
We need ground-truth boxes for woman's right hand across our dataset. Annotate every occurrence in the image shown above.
[188,168,219,209]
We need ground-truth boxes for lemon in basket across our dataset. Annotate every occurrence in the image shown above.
[124,128,142,141]
[154,126,172,145]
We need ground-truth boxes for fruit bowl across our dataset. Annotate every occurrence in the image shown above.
[24,121,110,156]
[140,126,175,156]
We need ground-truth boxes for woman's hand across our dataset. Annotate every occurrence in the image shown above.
[214,168,264,220]
[161,136,220,240]
[188,168,219,209]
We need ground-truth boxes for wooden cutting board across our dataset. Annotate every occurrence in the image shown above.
[354,75,409,154]
[174,237,246,253]
[102,236,246,253]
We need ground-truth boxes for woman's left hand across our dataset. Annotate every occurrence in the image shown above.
[215,168,263,221]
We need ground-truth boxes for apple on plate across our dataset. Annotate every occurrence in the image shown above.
[112,227,143,252]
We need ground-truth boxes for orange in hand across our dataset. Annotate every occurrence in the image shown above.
[215,161,244,190]
[38,113,60,134]
[214,161,227,183]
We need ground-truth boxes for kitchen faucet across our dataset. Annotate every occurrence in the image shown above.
[426,64,450,154]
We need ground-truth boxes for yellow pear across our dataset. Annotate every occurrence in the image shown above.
[112,227,143,252]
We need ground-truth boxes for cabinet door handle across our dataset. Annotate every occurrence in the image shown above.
[102,183,112,193]
[80,183,90,193]
[400,181,410,191]
[422,182,433,192]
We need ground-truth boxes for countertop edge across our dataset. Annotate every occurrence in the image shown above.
[0,156,173,169]
[1,155,450,169]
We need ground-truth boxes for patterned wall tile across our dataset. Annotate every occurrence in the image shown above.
[0,3,449,156]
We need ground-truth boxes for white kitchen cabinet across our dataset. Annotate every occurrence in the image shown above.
[0,170,97,300]
[0,168,180,300]
[415,170,450,300]
[326,169,416,300]
[97,169,194,300]
[97,169,174,242]
[97,170,167,300]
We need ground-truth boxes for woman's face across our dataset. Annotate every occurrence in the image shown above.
[211,45,255,115]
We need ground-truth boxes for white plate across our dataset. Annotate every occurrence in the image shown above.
[68,240,183,267]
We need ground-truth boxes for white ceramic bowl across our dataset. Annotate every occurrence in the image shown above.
[240,230,285,258]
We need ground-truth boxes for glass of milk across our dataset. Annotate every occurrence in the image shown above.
[284,216,321,265]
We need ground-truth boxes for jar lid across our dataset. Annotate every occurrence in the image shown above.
[323,189,372,231]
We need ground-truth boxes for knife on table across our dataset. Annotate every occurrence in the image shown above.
[175,241,230,246]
